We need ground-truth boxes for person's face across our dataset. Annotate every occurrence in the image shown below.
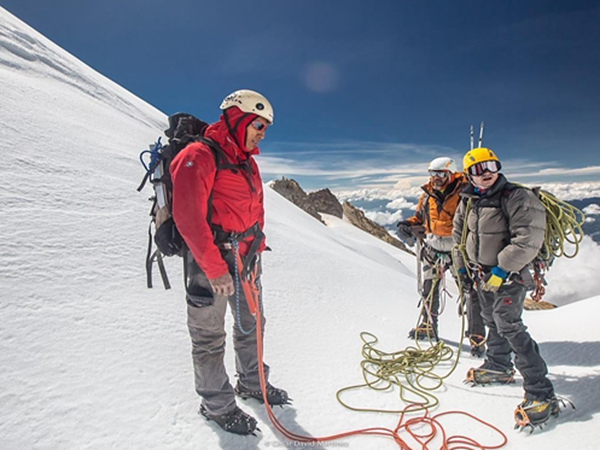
[471,171,499,190]
[429,170,450,190]
[245,118,269,151]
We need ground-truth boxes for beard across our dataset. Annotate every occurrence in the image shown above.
[432,179,447,190]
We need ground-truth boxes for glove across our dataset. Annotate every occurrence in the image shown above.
[396,221,426,241]
[481,266,508,293]
[396,221,413,240]
[458,267,473,291]
[396,221,418,246]
[411,225,426,240]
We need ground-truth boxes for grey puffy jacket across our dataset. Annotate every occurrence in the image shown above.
[452,174,546,273]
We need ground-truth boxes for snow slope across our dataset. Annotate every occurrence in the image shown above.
[1,6,599,450]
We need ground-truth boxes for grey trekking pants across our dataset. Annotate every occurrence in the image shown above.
[475,277,554,400]
[185,250,269,415]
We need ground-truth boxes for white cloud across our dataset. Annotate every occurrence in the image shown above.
[364,209,404,226]
[262,139,600,194]
[335,187,423,202]
[334,180,600,206]
[539,182,600,201]
[522,166,600,178]
[583,204,600,215]
[386,197,417,210]
[545,237,600,306]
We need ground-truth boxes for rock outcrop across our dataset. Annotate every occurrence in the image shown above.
[342,202,412,254]
[307,188,343,219]
[269,177,411,254]
[270,177,323,223]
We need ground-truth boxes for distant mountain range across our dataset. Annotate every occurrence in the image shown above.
[351,196,600,245]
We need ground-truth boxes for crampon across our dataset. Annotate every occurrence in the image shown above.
[408,322,438,341]
[469,334,486,358]
[234,381,292,407]
[464,366,515,386]
[514,396,575,433]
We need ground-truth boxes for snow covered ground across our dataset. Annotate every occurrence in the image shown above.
[1,6,599,450]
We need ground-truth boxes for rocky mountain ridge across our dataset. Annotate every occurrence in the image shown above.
[269,177,412,254]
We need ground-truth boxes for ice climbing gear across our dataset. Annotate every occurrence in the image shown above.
[469,334,486,358]
[514,396,575,433]
[464,366,515,386]
[200,404,259,436]
[235,381,292,406]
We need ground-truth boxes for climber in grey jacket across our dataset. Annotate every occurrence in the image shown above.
[452,147,557,428]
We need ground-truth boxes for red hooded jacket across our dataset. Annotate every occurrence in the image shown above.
[170,107,266,280]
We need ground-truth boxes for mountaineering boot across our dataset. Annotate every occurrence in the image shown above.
[469,334,486,358]
[234,381,292,406]
[464,361,515,385]
[514,397,559,431]
[408,322,438,341]
[514,396,575,432]
[200,404,259,435]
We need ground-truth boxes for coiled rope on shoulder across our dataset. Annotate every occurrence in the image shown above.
[537,189,585,260]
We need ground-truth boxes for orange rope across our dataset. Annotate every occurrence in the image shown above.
[234,250,508,449]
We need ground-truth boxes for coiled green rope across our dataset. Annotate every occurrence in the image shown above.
[336,266,468,414]
[538,190,585,260]
[336,188,585,414]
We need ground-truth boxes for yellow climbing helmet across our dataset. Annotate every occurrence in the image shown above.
[463,147,501,173]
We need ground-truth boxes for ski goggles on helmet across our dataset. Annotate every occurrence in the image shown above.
[467,160,501,176]
[429,170,449,178]
[250,120,267,132]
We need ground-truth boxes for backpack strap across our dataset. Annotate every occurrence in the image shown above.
[499,182,523,221]
[145,220,172,289]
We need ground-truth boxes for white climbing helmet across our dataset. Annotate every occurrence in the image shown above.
[428,157,457,173]
[220,89,274,124]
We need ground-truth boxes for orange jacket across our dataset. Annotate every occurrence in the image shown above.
[405,173,468,237]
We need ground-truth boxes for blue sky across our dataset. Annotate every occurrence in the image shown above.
[3,0,599,190]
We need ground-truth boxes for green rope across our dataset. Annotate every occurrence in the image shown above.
[537,190,585,260]
[336,188,585,415]
[336,263,468,414]
[457,187,586,270]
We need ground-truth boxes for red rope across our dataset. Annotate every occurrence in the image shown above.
[235,251,508,449]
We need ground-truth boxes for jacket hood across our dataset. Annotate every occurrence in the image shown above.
[204,106,260,158]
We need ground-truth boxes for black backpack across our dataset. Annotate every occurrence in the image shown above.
[137,113,253,290]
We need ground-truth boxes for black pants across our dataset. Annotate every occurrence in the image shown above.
[476,279,554,400]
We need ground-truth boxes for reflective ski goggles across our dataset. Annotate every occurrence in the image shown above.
[467,160,501,176]
[429,170,449,178]
[250,120,267,132]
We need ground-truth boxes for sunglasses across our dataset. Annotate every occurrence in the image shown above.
[429,170,449,178]
[250,120,267,132]
[468,160,501,176]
